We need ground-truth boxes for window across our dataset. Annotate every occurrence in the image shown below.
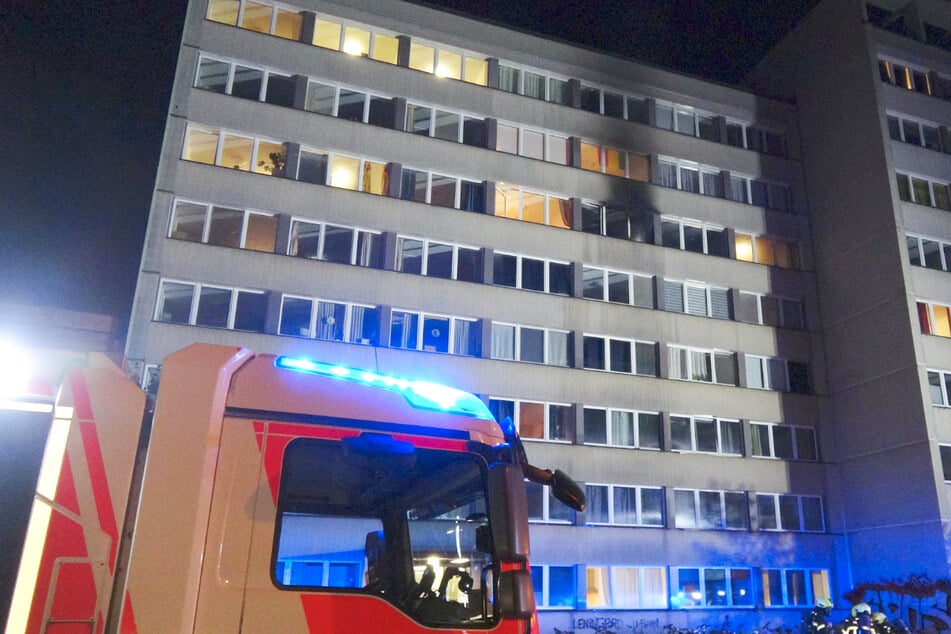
[389,311,479,356]
[494,184,572,229]
[919,301,951,337]
[888,113,945,152]
[756,494,824,532]
[273,438,497,626]
[586,566,668,609]
[583,336,657,376]
[395,237,480,282]
[582,266,653,308]
[168,199,278,253]
[304,81,395,128]
[155,280,267,333]
[288,220,380,267]
[195,56,296,107]
[762,569,831,608]
[579,142,649,181]
[581,203,654,242]
[941,445,951,481]
[734,232,799,268]
[668,346,736,385]
[670,416,743,455]
[746,356,810,393]
[673,490,748,530]
[400,168,484,212]
[207,0,305,40]
[490,324,569,366]
[497,62,570,104]
[182,125,286,176]
[671,567,753,608]
[278,296,377,344]
[583,407,661,449]
[750,423,817,461]
[406,104,486,146]
[737,292,804,329]
[896,172,951,210]
[489,399,572,443]
[663,280,730,319]
[907,234,951,271]
[496,123,571,165]
[661,218,729,257]
[585,484,664,526]
[531,565,577,608]
[878,58,932,96]
[491,253,571,295]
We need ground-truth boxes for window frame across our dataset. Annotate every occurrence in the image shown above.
[749,422,818,461]
[582,406,662,450]
[669,415,743,456]
[584,483,665,527]
[670,566,755,608]
[668,345,736,385]
[755,493,825,533]
[673,488,749,530]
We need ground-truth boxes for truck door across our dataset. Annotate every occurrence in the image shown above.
[235,422,512,634]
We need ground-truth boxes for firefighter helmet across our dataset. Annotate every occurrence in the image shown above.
[852,603,872,616]
[816,598,833,609]
[872,613,887,624]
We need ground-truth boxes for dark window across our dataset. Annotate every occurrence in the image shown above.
[581,204,602,235]
[280,297,311,337]
[322,225,354,264]
[196,58,229,93]
[726,123,744,148]
[683,225,703,253]
[459,180,484,212]
[549,262,572,296]
[462,118,486,147]
[336,89,366,122]
[522,258,545,291]
[788,362,811,394]
[265,74,295,107]
[398,239,423,275]
[662,221,681,248]
[583,336,605,370]
[603,91,623,118]
[941,446,951,481]
[580,86,600,113]
[604,207,631,240]
[231,65,263,100]
[635,342,657,376]
[367,97,394,128]
[493,254,517,287]
[706,229,729,258]
[298,151,328,185]
[698,116,718,142]
[520,328,545,363]
[456,248,481,283]
[400,169,427,203]
[234,291,268,332]
[427,243,453,279]
[196,286,231,328]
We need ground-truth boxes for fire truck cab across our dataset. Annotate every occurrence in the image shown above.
[6,343,583,633]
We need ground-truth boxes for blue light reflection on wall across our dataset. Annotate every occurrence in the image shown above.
[274,356,494,420]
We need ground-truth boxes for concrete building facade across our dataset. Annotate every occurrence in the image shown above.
[122,0,951,628]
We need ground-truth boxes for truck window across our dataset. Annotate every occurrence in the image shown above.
[274,436,497,627]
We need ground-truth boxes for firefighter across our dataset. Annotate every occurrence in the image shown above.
[871,613,890,634]
[838,602,873,634]
[804,597,834,634]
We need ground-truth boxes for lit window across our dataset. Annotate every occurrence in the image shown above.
[409,42,435,73]
[313,19,342,49]
[342,26,370,56]
[671,568,752,608]
[207,0,239,25]
[371,34,399,64]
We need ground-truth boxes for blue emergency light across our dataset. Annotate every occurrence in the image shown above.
[274,356,494,420]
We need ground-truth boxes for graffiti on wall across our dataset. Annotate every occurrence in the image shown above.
[845,575,951,631]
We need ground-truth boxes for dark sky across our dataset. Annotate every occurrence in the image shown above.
[0,0,818,339]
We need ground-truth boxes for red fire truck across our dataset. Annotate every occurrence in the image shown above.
[6,343,583,633]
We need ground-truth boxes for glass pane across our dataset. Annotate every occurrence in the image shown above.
[802,498,824,531]
[603,92,623,118]
[579,86,600,113]
[725,493,748,529]
[233,291,267,332]
[641,488,663,525]
[912,178,931,205]
[670,417,692,451]
[523,71,545,99]
[522,192,545,224]
[305,82,335,115]
[280,297,312,337]
[341,26,370,57]
[583,268,605,300]
[430,174,456,208]
[674,491,696,528]
[337,89,366,122]
[635,342,657,376]
[681,167,699,193]
[273,9,302,40]
[549,262,572,296]
[695,419,717,452]
[498,65,519,93]
[361,161,387,195]
[585,485,609,523]
[240,1,272,33]
[409,42,435,73]
[609,339,632,373]
[240,214,278,256]
[196,286,232,328]
[493,253,517,287]
[583,336,605,370]
[638,413,661,449]
[929,371,944,405]
[548,198,572,229]
[583,409,607,445]
[322,225,354,264]
[436,50,462,80]
[720,420,742,455]
[397,238,423,275]
[519,328,545,363]
[329,156,360,190]
[795,428,817,461]
[757,495,777,529]
[698,491,722,528]
[170,201,206,242]
[207,206,243,247]
[254,140,285,176]
[773,426,794,459]
[289,221,320,258]
[519,402,544,439]
[548,404,571,440]
[548,567,576,607]
[610,410,635,447]
[459,180,484,212]
[662,221,681,248]
[521,258,544,291]
[265,73,295,107]
[750,425,770,457]
[433,110,460,142]
[157,282,193,323]
[389,311,418,349]
[220,134,253,170]
[779,495,801,530]
[676,111,695,135]
[207,0,239,25]
[426,243,453,279]
[613,487,638,524]
[683,225,703,253]
[456,247,480,283]
[607,272,630,304]
[371,34,399,64]
[463,57,488,85]
[490,324,515,360]
[522,130,544,160]
[196,58,229,93]
[313,19,341,49]
[421,316,450,353]
[548,77,569,104]
[184,127,219,164]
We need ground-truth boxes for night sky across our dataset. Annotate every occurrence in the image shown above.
[0,0,819,339]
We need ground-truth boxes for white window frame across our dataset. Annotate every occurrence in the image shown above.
[490,324,570,366]
[395,235,479,280]
[531,565,578,609]
[582,335,655,376]
[660,216,728,255]
[669,415,742,456]
[584,483,665,527]
[581,407,662,450]
[755,493,825,532]
[286,217,380,266]
[761,568,831,608]
[673,489,748,530]
[749,422,818,461]
[277,294,376,343]
[492,251,571,294]
[585,565,669,609]
[668,345,734,385]
[927,370,951,407]
[389,310,477,356]
[670,567,754,608]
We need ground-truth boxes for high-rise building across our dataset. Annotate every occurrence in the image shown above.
[123,0,950,628]
[749,0,951,591]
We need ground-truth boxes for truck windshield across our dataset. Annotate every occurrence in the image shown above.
[274,436,496,627]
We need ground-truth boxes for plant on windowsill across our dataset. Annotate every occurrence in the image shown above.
[258,151,286,177]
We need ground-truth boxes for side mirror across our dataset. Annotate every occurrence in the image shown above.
[497,569,535,619]
[487,463,530,562]
[550,469,586,512]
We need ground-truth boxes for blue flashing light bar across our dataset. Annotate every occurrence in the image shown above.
[274,356,494,420]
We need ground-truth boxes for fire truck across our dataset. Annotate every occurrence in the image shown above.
[5,343,584,633]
